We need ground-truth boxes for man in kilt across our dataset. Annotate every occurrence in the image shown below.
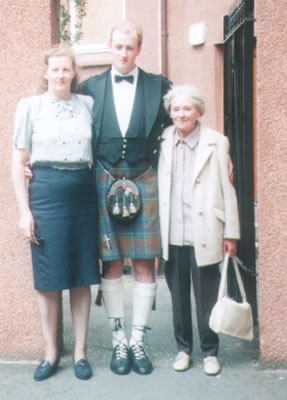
[79,21,171,375]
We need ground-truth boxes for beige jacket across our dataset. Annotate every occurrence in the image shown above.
[158,123,240,266]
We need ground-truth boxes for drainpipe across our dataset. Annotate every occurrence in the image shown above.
[160,0,168,77]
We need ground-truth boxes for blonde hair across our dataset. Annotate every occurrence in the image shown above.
[39,43,79,93]
[109,21,143,47]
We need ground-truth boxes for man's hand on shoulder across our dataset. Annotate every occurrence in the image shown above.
[24,161,33,180]
[227,154,234,183]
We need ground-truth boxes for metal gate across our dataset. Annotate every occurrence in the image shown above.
[223,0,257,320]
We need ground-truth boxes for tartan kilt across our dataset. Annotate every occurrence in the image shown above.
[94,160,161,261]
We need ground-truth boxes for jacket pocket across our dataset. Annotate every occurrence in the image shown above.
[214,207,225,222]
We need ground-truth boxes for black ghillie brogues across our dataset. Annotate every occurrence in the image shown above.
[110,343,131,375]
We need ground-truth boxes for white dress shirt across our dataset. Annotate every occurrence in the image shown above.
[111,66,139,137]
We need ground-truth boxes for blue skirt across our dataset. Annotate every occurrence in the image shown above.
[29,167,101,291]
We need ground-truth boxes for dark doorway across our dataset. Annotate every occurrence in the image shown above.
[223,0,257,320]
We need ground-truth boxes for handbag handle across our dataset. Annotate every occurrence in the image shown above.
[217,253,248,302]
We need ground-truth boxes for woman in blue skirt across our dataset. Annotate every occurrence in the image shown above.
[12,44,100,381]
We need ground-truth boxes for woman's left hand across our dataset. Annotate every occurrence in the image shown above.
[223,239,237,257]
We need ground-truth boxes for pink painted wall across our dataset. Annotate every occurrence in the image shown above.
[167,0,234,132]
[125,0,161,74]
[256,0,287,362]
[0,0,57,359]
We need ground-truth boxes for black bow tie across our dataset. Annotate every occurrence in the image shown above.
[114,74,134,84]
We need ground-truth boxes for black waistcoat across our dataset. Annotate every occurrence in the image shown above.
[95,73,148,165]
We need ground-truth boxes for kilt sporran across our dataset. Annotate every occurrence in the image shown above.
[107,178,141,221]
[98,161,152,222]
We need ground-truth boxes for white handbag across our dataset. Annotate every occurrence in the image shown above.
[209,254,254,341]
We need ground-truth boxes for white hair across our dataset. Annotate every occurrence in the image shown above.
[163,84,205,116]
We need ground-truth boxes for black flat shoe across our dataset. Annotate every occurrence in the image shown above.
[74,359,93,380]
[34,356,60,381]
[110,344,131,375]
[128,343,153,375]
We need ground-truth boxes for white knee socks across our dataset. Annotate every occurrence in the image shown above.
[130,281,157,346]
[100,277,128,347]
[101,278,157,347]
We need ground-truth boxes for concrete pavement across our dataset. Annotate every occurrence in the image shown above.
[0,276,287,400]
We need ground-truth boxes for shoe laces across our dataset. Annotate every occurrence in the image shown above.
[131,325,151,345]
[114,343,128,360]
[130,342,147,360]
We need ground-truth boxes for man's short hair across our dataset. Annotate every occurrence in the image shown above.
[109,21,143,46]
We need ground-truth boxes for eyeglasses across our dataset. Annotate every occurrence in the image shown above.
[31,233,44,246]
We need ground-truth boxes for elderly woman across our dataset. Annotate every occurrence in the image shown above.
[158,85,240,375]
[12,44,100,381]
